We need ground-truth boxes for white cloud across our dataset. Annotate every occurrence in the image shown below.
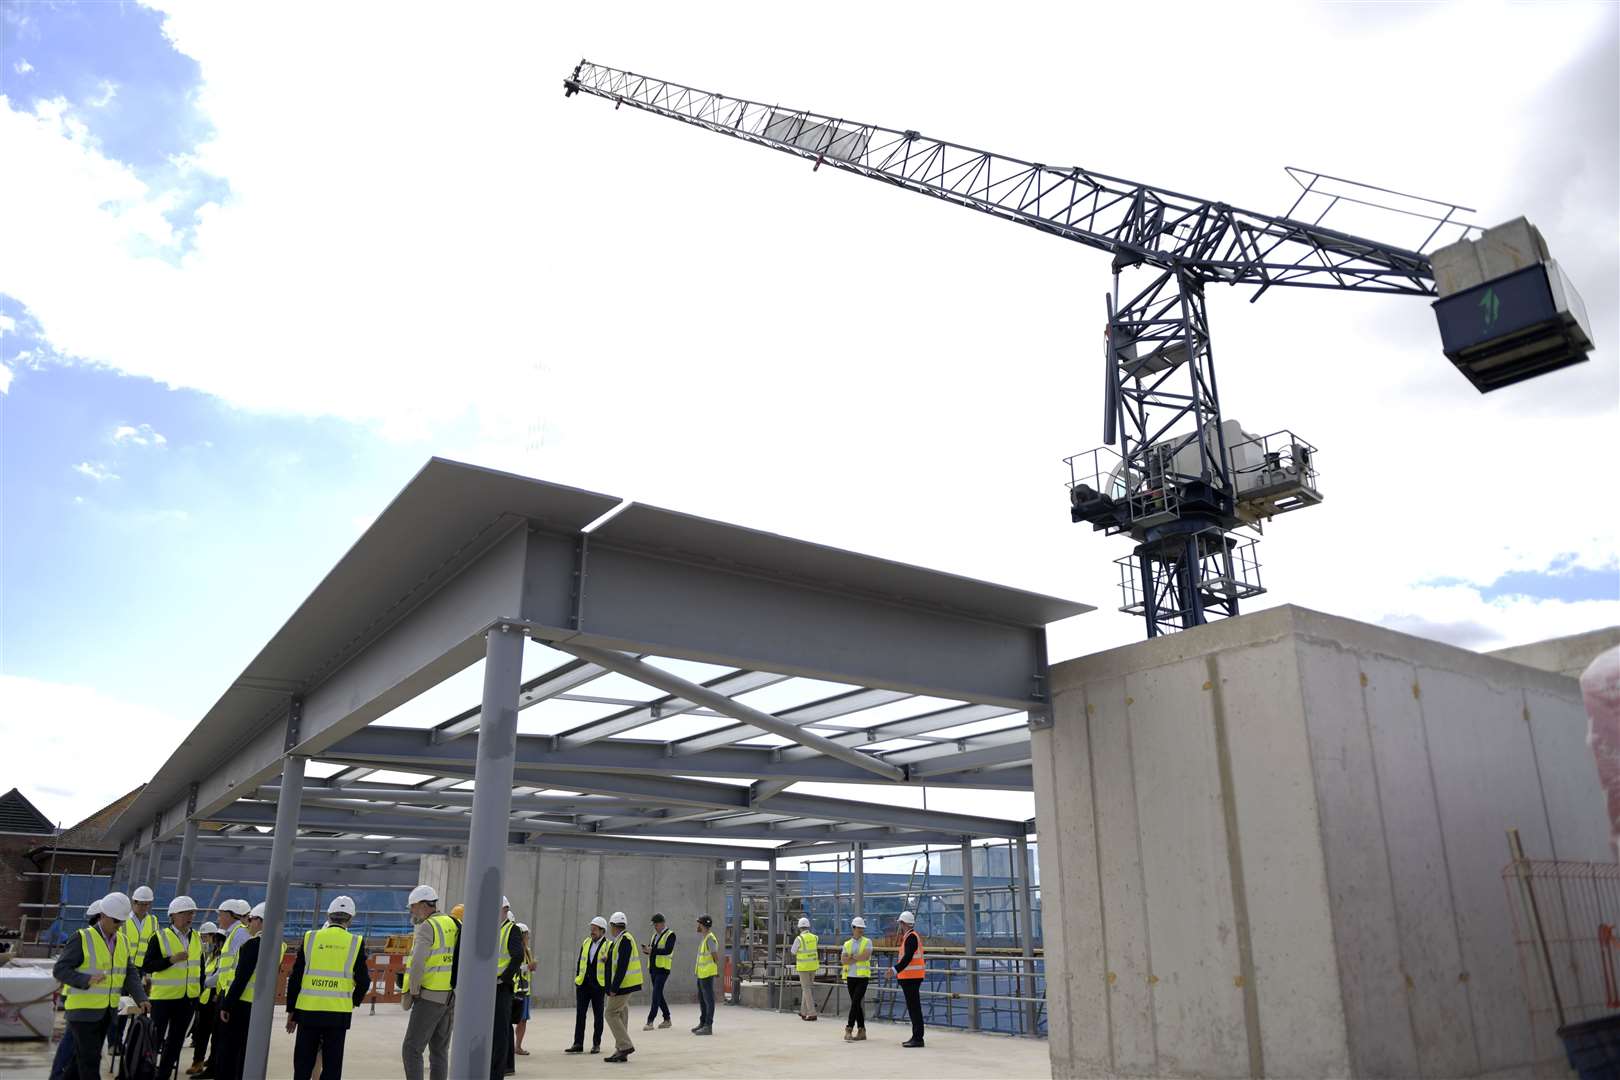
[0,313,14,334]
[0,364,11,394]
[113,422,167,446]
[85,79,118,108]
[72,460,119,482]
[13,59,32,75]
[0,675,179,828]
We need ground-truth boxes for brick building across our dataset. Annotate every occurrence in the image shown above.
[0,787,140,946]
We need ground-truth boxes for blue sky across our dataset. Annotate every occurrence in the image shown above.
[1,2,1615,827]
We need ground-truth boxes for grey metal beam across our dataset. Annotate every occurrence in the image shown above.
[672,686,911,755]
[555,668,788,748]
[556,646,908,781]
[450,624,525,1080]
[271,784,660,814]
[962,837,979,1031]
[191,835,449,856]
[729,860,743,1005]
[1016,833,1037,1035]
[777,702,1017,762]
[852,841,864,922]
[143,830,161,889]
[766,854,778,1008]
[430,656,610,744]
[243,711,305,1080]
[890,730,1033,777]
[522,833,760,861]
[756,791,1023,839]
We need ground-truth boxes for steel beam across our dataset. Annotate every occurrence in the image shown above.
[242,710,305,1080]
[430,656,611,744]
[1016,833,1038,1035]
[523,832,757,861]
[450,624,525,1080]
[853,841,865,921]
[556,668,788,748]
[729,860,743,1005]
[962,837,979,1031]
[672,686,911,755]
[175,821,199,895]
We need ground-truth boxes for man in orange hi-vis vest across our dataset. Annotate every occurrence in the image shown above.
[892,911,925,1048]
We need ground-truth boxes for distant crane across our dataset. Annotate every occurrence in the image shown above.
[564,61,1594,638]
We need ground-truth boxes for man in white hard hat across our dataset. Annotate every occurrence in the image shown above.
[600,912,642,1063]
[487,895,525,1080]
[109,883,161,1054]
[285,895,369,1080]
[788,915,820,1021]
[201,899,250,1079]
[513,922,535,1058]
[144,895,203,1079]
[892,911,925,1048]
[564,916,609,1055]
[839,917,873,1042]
[188,921,225,1076]
[402,884,460,1080]
[218,902,287,1080]
[52,891,149,1078]
[46,899,108,1079]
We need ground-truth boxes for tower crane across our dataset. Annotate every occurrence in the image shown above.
[563,61,1594,639]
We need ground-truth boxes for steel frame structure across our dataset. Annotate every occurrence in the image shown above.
[108,458,1088,1080]
[561,60,1479,639]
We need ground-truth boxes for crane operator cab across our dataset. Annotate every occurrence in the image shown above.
[1430,217,1593,392]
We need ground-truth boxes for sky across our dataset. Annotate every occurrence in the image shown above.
[1,1,1616,834]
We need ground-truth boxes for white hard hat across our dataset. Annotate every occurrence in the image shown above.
[898,910,916,924]
[408,885,439,906]
[590,916,608,930]
[329,896,357,916]
[249,902,267,920]
[798,917,811,929]
[220,899,250,917]
[609,911,627,925]
[86,899,103,919]
[168,896,198,916]
[851,917,866,928]
[198,921,219,936]
[132,886,155,903]
[516,922,529,933]
[501,895,510,909]
[101,892,133,922]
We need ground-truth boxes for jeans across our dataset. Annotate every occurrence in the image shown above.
[603,992,634,1055]
[645,968,671,1023]
[402,995,453,1080]
[151,998,196,1079]
[900,978,925,1043]
[846,977,868,1029]
[489,985,514,1080]
[572,983,603,1049]
[47,1024,76,1080]
[67,1012,112,1080]
[293,1022,346,1080]
[696,976,715,1028]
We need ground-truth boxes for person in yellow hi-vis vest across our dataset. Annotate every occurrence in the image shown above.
[109,883,161,1055]
[144,894,203,1078]
[209,898,253,1080]
[565,915,608,1054]
[402,884,459,1080]
[789,916,820,1021]
[218,902,287,1080]
[51,890,149,1078]
[691,915,718,1037]
[839,916,873,1042]
[188,921,225,1075]
[640,913,676,1031]
[601,912,642,1063]
[284,895,369,1080]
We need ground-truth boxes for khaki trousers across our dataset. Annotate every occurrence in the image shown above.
[799,970,817,1017]
[604,992,635,1054]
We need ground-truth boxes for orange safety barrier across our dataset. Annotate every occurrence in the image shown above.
[367,952,407,1004]
[723,956,731,996]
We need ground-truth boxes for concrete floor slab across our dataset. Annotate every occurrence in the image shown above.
[2,1003,1051,1079]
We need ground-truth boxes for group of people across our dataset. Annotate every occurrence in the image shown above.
[789,909,928,1047]
[564,910,722,1063]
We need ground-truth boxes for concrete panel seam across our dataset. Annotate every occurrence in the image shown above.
[1207,653,1264,1079]
[1121,680,1161,1072]
[1081,686,1117,1072]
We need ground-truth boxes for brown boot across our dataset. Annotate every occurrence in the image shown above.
[855,1029,867,1041]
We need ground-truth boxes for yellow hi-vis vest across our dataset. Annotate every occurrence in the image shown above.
[694,931,718,978]
[239,940,287,1006]
[200,953,219,1005]
[63,926,128,1011]
[120,912,159,972]
[841,936,872,980]
[216,922,249,994]
[610,932,642,990]
[402,913,458,994]
[150,926,202,1000]
[574,937,606,986]
[794,932,820,972]
[649,928,673,971]
[295,926,362,1014]
[496,920,516,979]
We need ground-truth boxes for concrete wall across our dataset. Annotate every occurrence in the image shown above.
[1489,626,1620,679]
[1033,605,1607,1079]
[420,848,725,1008]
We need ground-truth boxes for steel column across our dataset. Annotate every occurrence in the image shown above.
[175,820,199,895]
[961,837,979,1030]
[729,860,743,1005]
[143,827,160,889]
[242,699,307,1080]
[766,855,778,1009]
[852,841,865,921]
[1016,834,1038,1035]
[448,624,526,1080]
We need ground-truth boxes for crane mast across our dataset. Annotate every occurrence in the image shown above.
[565,60,1594,639]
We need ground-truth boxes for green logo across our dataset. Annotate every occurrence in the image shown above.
[1480,286,1500,329]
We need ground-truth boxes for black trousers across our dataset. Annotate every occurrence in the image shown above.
[489,984,514,1080]
[67,1012,112,1080]
[900,978,925,1043]
[293,1022,347,1080]
[846,977,868,1029]
[645,968,671,1023]
[190,1000,215,1064]
[151,998,197,1078]
[573,983,604,1048]
[213,1004,251,1080]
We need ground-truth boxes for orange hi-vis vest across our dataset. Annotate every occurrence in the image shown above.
[896,929,925,980]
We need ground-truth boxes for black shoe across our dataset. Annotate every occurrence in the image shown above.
[603,1053,625,1063]
[694,1026,712,1036]
[902,1038,925,1048]
[590,1045,601,1054]
[565,1045,584,1054]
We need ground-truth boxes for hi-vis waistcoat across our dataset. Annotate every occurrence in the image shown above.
[609,932,642,991]
[63,926,128,1011]
[896,929,925,980]
[403,913,458,994]
[496,920,516,979]
[120,912,159,976]
[150,926,202,1000]
[794,932,820,972]
[574,937,606,987]
[239,939,287,1005]
[295,925,362,1014]
[217,922,250,993]
[200,952,219,1005]
[649,928,673,971]
[840,936,872,980]
[694,931,718,979]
